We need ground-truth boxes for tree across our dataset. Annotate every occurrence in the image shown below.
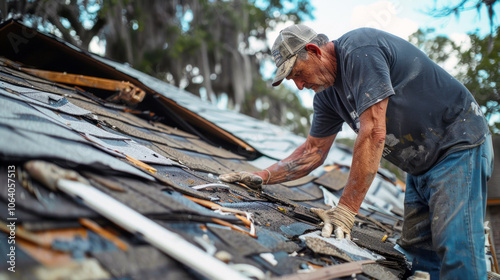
[410,28,500,133]
[426,0,499,52]
[244,76,313,136]
[2,0,106,48]
[457,27,500,132]
[3,0,314,135]
[426,0,498,34]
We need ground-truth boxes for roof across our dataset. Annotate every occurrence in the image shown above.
[0,20,408,280]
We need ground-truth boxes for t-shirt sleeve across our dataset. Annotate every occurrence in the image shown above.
[309,90,344,137]
[344,46,395,115]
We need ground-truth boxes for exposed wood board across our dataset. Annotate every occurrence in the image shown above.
[0,21,148,90]
[20,67,146,105]
[0,65,76,97]
[1,59,63,84]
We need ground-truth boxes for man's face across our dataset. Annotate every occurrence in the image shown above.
[285,53,335,92]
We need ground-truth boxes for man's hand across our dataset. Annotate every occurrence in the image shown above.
[310,204,357,240]
[218,171,263,190]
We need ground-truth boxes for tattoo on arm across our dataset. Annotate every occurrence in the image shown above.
[285,160,299,172]
[263,135,336,185]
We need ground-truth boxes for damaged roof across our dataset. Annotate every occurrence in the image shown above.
[0,19,408,280]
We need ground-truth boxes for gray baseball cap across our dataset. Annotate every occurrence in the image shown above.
[271,24,317,87]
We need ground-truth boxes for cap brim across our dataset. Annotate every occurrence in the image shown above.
[272,54,297,87]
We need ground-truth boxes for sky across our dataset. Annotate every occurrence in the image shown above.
[263,0,498,138]
[302,0,494,40]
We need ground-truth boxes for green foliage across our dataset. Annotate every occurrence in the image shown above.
[171,33,202,58]
[242,76,313,136]
[456,28,500,132]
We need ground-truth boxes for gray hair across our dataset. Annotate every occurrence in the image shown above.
[296,33,330,60]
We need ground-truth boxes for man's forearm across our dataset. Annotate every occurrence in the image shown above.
[255,135,335,185]
[339,98,388,213]
[254,157,319,184]
[339,130,385,212]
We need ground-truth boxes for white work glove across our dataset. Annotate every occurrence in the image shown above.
[218,171,263,190]
[310,204,357,240]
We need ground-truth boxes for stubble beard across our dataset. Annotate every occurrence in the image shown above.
[313,85,327,93]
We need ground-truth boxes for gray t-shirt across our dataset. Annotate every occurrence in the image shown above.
[310,28,489,175]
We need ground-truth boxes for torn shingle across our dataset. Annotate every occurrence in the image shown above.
[0,86,91,116]
[0,166,97,221]
[314,168,349,191]
[299,231,385,262]
[153,144,232,174]
[0,127,153,179]
[93,245,196,280]
[262,183,319,202]
[280,223,316,237]
[362,263,400,280]
[304,236,354,262]
[84,135,179,166]
[255,226,301,253]
[208,224,270,256]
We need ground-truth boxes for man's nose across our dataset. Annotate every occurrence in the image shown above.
[293,78,305,90]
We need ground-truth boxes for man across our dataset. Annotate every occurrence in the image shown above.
[219,24,493,279]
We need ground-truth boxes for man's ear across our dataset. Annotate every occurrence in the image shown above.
[305,44,322,56]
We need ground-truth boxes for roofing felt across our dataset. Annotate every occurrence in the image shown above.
[0,20,409,280]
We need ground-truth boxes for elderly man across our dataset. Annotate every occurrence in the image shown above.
[220,24,493,279]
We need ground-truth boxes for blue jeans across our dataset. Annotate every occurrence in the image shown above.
[397,135,494,280]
